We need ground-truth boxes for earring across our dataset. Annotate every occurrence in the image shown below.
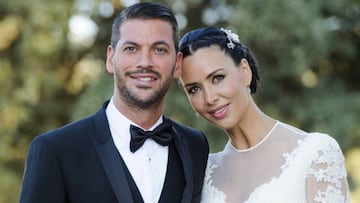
[195,112,200,119]
[248,86,251,94]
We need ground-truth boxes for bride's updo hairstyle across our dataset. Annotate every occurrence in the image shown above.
[179,27,260,94]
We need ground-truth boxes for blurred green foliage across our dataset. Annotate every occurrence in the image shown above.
[0,0,359,202]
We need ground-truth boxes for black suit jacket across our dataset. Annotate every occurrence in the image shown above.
[20,101,209,203]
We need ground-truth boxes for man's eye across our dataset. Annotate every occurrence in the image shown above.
[154,47,168,54]
[212,75,225,83]
[124,47,136,52]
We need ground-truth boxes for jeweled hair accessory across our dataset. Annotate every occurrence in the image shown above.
[221,28,240,49]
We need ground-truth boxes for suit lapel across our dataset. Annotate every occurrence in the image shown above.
[91,103,196,203]
[92,101,133,203]
[172,124,194,203]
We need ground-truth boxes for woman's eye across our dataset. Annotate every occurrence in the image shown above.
[187,86,200,95]
[212,75,225,83]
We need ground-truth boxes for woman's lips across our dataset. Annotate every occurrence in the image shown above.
[208,104,229,119]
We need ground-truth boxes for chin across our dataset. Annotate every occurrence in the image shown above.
[206,119,225,129]
[212,120,233,130]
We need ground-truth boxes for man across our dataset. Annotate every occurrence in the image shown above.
[19,2,209,203]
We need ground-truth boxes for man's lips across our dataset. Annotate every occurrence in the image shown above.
[128,69,160,80]
[127,69,160,83]
[130,73,157,81]
[127,70,160,87]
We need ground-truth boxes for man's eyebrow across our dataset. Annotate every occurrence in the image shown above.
[120,40,171,48]
[121,41,138,46]
[153,40,171,47]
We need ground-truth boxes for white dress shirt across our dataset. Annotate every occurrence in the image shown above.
[106,99,169,203]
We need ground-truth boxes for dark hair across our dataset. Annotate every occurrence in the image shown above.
[111,2,179,51]
[179,27,260,93]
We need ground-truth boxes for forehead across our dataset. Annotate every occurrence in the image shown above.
[118,19,174,46]
[182,46,234,74]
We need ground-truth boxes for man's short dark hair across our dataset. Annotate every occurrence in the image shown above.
[110,2,179,51]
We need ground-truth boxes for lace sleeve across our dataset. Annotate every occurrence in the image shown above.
[305,135,350,203]
[200,164,226,203]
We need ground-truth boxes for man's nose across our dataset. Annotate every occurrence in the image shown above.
[137,51,154,68]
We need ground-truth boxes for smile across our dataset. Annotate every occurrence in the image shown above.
[134,77,156,81]
[130,72,158,82]
[209,104,228,119]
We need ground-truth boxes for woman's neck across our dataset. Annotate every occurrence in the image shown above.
[226,105,277,150]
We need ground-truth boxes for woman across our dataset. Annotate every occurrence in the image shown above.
[178,27,350,203]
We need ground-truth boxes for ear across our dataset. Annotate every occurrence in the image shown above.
[239,58,252,86]
[172,52,183,79]
[106,45,115,74]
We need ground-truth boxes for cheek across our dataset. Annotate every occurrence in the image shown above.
[116,52,141,67]
[224,74,246,95]
[214,79,236,98]
[112,55,126,70]
[189,96,204,112]
[155,57,177,74]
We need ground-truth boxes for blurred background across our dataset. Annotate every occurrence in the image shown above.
[0,0,359,202]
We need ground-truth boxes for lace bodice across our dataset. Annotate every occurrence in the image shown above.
[201,122,349,203]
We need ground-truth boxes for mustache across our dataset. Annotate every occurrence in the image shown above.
[126,68,161,78]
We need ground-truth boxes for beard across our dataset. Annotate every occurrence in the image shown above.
[115,68,173,110]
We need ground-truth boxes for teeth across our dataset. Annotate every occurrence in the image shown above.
[139,77,153,81]
[214,107,225,114]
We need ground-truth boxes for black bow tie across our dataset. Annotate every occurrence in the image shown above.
[129,120,173,153]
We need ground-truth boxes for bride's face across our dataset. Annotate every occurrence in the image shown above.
[180,46,252,130]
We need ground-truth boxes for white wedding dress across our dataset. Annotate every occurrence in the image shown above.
[201,121,350,203]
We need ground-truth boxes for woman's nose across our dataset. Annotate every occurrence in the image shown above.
[204,87,218,105]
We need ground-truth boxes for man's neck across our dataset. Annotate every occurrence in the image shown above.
[113,98,164,130]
